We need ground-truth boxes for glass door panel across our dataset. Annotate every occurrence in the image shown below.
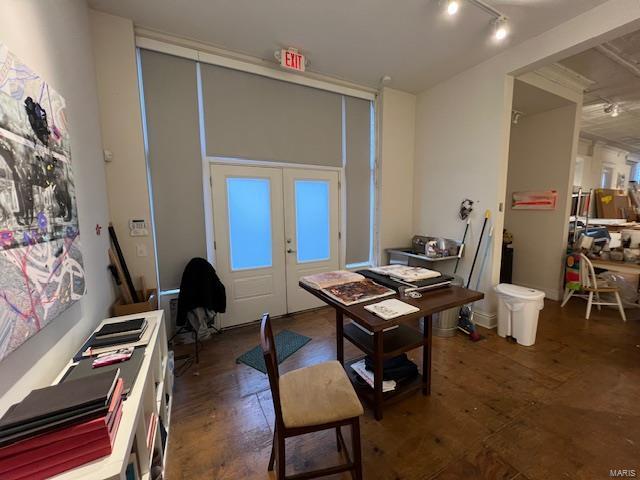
[226,177,272,270]
[294,180,330,263]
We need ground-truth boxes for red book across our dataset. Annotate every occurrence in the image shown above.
[108,398,124,445]
[0,428,110,474]
[3,438,112,480]
[0,379,123,460]
[2,398,124,480]
[12,443,113,480]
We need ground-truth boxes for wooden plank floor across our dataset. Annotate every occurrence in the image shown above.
[165,299,640,479]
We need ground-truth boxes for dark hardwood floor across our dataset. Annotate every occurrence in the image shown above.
[165,299,640,480]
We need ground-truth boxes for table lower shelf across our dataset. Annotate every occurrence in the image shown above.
[343,322,424,359]
[344,357,425,407]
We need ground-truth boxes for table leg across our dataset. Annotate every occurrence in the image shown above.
[373,331,384,420]
[423,315,432,396]
[336,310,344,365]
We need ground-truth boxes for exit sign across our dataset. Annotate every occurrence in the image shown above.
[280,48,305,72]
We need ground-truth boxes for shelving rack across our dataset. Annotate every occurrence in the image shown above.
[51,310,173,480]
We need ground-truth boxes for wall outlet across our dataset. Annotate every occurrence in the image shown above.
[136,244,148,257]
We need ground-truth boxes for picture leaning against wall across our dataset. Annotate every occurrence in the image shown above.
[0,42,85,362]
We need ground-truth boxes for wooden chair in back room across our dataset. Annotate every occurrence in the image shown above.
[561,253,627,321]
[260,313,364,480]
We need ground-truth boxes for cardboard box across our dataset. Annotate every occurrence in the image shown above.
[595,189,630,219]
[112,289,158,317]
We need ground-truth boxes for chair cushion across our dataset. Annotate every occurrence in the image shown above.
[279,360,364,428]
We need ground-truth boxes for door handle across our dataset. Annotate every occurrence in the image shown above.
[287,248,296,254]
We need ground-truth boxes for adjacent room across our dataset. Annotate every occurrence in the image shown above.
[0,1,638,479]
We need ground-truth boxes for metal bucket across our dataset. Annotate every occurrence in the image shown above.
[433,275,463,337]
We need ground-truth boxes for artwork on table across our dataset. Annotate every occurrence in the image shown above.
[512,190,558,210]
[0,42,85,362]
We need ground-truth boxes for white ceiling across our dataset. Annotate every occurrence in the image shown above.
[512,79,572,116]
[87,0,607,93]
[559,29,640,154]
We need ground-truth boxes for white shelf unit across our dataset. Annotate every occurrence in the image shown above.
[50,310,173,480]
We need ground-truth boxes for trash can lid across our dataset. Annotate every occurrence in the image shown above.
[495,283,545,300]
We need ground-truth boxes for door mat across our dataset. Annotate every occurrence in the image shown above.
[236,330,311,374]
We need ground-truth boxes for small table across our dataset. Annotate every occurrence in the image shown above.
[590,258,640,275]
[300,283,484,420]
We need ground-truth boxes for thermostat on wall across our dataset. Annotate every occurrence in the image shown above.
[129,219,149,237]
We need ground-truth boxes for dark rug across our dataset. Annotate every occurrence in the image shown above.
[235,330,311,374]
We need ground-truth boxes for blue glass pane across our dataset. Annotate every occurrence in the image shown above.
[227,178,272,270]
[295,180,330,262]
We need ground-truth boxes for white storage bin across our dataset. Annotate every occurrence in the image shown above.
[494,283,545,346]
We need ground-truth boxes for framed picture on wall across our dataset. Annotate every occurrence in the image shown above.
[512,190,558,210]
[0,42,85,363]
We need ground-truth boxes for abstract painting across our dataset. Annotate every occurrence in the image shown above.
[0,42,85,362]
[512,190,558,210]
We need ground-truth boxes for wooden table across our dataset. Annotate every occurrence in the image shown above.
[300,283,484,420]
[591,258,640,275]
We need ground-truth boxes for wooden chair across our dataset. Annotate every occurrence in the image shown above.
[260,313,364,480]
[561,254,627,321]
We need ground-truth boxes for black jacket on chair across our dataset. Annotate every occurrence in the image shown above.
[176,257,226,327]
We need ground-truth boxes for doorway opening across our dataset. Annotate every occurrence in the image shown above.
[210,163,340,327]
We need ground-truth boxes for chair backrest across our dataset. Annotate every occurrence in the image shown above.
[260,313,284,430]
[578,253,597,289]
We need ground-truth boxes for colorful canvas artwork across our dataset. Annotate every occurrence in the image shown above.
[0,42,85,362]
[512,190,558,210]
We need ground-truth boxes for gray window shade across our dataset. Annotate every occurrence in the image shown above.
[140,49,206,290]
[345,97,372,265]
[201,64,342,166]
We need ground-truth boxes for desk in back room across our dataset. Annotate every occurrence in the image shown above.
[300,283,484,420]
[590,258,640,276]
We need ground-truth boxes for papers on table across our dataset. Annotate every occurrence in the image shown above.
[300,270,364,290]
[370,265,441,282]
[364,299,420,320]
[301,271,394,306]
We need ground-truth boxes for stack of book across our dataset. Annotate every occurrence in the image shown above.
[0,370,124,480]
[300,270,394,306]
[90,318,148,349]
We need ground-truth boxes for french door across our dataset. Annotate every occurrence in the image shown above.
[210,164,340,327]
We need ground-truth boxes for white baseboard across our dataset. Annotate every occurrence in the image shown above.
[474,309,497,329]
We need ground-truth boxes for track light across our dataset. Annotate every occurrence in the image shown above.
[446,0,460,15]
[493,17,509,41]
[442,0,511,43]
[604,103,620,117]
[512,110,523,125]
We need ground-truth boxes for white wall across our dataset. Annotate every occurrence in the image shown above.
[379,87,416,259]
[88,15,417,282]
[413,0,640,315]
[505,104,579,300]
[0,0,113,413]
[90,11,158,290]
[576,139,633,191]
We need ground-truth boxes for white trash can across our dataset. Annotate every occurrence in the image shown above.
[494,284,545,346]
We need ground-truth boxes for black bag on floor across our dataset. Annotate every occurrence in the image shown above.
[364,354,419,381]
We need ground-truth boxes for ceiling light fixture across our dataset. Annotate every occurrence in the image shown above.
[459,0,510,43]
[612,104,620,117]
[493,16,509,41]
[604,103,620,117]
[446,0,460,15]
[512,110,523,125]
